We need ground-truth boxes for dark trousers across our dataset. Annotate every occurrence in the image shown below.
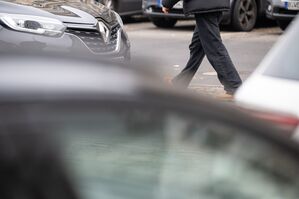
[172,12,242,93]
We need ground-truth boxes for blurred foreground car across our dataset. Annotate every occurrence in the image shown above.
[1,55,299,199]
[235,16,299,135]
[0,1,130,60]
[97,0,142,17]
[143,0,267,31]
[0,127,78,199]
[266,0,299,30]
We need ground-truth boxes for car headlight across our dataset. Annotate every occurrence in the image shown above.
[0,13,66,37]
[112,11,124,28]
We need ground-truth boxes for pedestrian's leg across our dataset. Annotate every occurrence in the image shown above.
[172,25,205,88]
[195,12,242,94]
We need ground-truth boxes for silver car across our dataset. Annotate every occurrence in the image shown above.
[266,0,299,30]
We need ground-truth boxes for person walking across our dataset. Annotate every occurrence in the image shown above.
[162,0,242,95]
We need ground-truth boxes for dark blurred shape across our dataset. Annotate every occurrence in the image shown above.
[1,54,299,199]
[0,128,78,199]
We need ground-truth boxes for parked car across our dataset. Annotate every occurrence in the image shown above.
[1,54,299,199]
[143,0,268,31]
[235,16,299,136]
[0,0,130,60]
[266,0,299,30]
[97,0,142,17]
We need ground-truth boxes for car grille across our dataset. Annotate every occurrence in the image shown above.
[65,24,120,54]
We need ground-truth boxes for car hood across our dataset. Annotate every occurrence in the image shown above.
[0,0,117,25]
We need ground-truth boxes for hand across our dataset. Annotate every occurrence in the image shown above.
[162,7,170,14]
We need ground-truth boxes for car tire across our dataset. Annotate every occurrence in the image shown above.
[232,0,258,31]
[150,17,177,28]
[277,20,291,31]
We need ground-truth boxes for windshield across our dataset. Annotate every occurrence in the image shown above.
[2,0,107,17]
[19,106,299,199]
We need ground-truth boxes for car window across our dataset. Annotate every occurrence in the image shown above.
[263,28,299,81]
[11,107,299,199]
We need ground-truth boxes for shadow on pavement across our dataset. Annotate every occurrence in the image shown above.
[255,17,277,28]
[172,24,196,31]
[123,15,150,24]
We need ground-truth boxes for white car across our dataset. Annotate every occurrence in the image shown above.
[235,15,299,136]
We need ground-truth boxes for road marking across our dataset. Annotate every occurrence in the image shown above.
[203,72,217,76]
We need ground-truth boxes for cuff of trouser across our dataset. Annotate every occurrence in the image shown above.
[225,88,239,95]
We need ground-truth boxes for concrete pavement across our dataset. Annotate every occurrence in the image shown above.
[124,19,282,96]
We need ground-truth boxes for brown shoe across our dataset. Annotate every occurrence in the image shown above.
[216,93,234,101]
[163,76,173,86]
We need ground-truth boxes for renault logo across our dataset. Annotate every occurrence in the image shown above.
[97,21,110,44]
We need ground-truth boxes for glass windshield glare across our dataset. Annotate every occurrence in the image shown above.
[17,107,299,199]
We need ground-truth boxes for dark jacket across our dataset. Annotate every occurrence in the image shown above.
[162,0,230,15]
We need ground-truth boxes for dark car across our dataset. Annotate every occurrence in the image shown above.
[97,0,143,17]
[266,0,299,30]
[143,0,268,31]
[0,0,130,60]
[1,55,299,199]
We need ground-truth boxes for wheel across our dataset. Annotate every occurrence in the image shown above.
[277,20,291,31]
[150,17,177,28]
[232,0,258,31]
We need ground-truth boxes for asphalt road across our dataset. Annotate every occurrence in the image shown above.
[124,19,282,95]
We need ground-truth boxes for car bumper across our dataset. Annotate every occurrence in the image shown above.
[0,25,130,60]
[143,4,193,19]
[142,2,231,24]
[266,0,299,20]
